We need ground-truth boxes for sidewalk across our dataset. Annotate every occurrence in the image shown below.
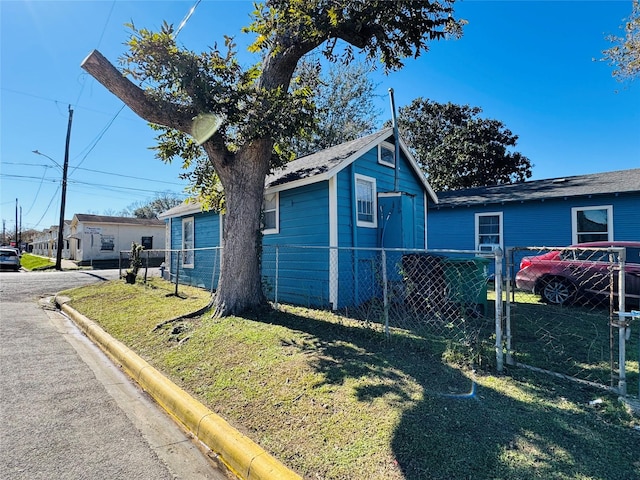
[1,297,226,479]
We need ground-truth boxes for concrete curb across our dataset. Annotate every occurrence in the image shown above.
[58,301,302,480]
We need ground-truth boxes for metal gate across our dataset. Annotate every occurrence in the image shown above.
[503,246,639,397]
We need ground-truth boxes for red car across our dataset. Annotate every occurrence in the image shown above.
[515,241,640,307]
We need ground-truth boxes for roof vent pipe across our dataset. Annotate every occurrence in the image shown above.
[389,88,400,192]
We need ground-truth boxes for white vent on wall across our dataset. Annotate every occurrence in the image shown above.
[479,244,500,253]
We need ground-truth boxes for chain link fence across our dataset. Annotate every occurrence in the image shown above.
[505,246,640,397]
[118,248,166,282]
[116,243,640,397]
[262,245,499,364]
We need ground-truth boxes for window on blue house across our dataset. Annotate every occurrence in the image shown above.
[182,217,194,268]
[475,212,502,253]
[262,192,279,234]
[378,141,395,167]
[572,205,613,243]
[355,174,377,228]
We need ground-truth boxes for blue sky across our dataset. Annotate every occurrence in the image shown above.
[1,0,638,234]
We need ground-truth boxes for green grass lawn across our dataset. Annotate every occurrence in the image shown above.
[60,278,640,480]
[19,253,55,270]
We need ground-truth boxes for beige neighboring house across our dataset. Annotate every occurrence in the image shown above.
[31,221,72,259]
[68,214,165,266]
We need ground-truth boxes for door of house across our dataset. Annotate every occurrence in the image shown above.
[378,192,416,249]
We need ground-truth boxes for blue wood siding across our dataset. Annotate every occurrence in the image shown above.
[334,146,428,308]
[167,211,220,290]
[262,182,330,307]
[429,193,640,252]
[165,142,431,310]
[341,146,427,250]
[263,182,329,246]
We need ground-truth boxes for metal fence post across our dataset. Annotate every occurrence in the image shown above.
[617,248,627,396]
[494,248,504,373]
[175,250,181,296]
[381,248,389,339]
[635,310,640,398]
[274,246,280,307]
[504,248,514,366]
[144,250,149,284]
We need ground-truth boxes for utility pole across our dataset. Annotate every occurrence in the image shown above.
[15,199,18,247]
[55,105,73,271]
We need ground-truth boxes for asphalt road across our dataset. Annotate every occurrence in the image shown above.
[0,269,232,480]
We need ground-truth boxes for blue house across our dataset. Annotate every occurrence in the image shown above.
[427,168,640,256]
[159,128,438,308]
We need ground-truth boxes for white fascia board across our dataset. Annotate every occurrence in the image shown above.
[157,203,204,220]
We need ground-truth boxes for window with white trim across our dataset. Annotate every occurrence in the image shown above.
[262,192,279,234]
[572,205,613,244]
[182,217,194,268]
[355,174,377,228]
[475,212,503,253]
[378,141,395,167]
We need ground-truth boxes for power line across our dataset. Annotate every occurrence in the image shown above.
[24,168,49,216]
[0,173,186,196]
[2,162,186,186]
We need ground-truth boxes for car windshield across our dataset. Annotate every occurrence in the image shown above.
[1,250,17,257]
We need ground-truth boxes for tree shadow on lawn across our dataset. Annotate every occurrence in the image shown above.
[255,308,640,480]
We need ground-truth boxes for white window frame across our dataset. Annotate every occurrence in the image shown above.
[475,212,503,253]
[355,173,377,228]
[182,216,194,268]
[571,205,613,244]
[378,141,396,168]
[262,192,279,235]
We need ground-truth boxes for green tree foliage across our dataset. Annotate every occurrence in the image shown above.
[603,0,640,82]
[396,98,532,192]
[290,61,381,157]
[125,193,184,219]
[81,1,465,316]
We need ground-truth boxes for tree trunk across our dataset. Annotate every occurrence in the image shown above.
[211,140,272,316]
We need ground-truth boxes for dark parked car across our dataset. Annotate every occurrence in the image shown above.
[0,248,21,271]
[515,241,640,307]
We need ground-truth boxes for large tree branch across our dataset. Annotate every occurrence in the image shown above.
[81,50,195,133]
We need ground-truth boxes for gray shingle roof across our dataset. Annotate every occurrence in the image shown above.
[431,168,640,208]
[73,214,164,226]
[159,128,437,219]
[265,128,394,187]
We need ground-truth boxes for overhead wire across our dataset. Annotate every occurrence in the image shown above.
[24,168,50,216]
[2,162,184,186]
[13,0,200,229]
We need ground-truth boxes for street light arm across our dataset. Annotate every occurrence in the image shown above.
[32,150,63,171]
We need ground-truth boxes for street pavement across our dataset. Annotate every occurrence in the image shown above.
[0,270,232,480]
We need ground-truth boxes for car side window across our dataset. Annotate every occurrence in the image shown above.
[626,248,640,265]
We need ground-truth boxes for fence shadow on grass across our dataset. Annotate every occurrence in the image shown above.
[252,306,639,480]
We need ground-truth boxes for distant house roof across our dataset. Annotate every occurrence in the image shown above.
[72,214,164,226]
[431,168,640,208]
[160,128,436,220]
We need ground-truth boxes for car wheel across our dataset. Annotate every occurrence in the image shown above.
[540,277,574,305]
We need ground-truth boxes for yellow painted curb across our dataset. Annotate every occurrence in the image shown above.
[59,302,302,480]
